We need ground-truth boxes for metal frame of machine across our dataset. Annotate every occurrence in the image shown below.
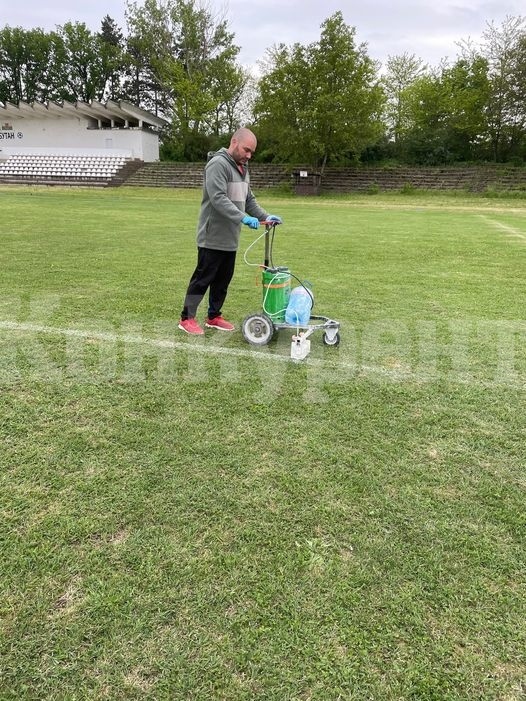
[241,222,341,359]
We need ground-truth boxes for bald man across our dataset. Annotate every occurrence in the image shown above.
[179,128,282,335]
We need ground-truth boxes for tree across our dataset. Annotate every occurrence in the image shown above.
[513,34,526,160]
[0,26,60,103]
[253,42,313,162]
[99,15,127,101]
[400,70,449,164]
[398,57,492,164]
[459,15,526,161]
[382,53,427,146]
[55,22,108,102]
[253,12,385,171]
[205,53,248,136]
[440,57,491,161]
[125,0,244,158]
[487,16,526,161]
[124,0,172,114]
[163,0,242,144]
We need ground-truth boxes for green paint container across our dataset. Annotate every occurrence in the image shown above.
[262,268,291,322]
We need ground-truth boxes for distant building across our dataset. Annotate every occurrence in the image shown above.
[0,99,168,162]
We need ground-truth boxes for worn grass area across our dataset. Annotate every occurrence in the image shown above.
[0,185,525,700]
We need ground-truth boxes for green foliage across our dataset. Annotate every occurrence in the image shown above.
[160,130,219,160]
[124,0,174,113]
[55,22,108,102]
[0,20,128,104]
[0,2,246,147]
[98,15,127,101]
[483,183,526,198]
[254,12,385,169]
[124,0,245,154]
[391,57,494,165]
[381,52,427,145]
[0,26,62,103]
[377,16,526,166]
[485,18,526,161]
[1,11,526,166]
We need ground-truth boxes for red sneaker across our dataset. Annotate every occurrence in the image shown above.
[205,316,235,331]
[178,318,204,335]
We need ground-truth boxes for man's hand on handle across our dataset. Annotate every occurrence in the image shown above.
[242,215,260,229]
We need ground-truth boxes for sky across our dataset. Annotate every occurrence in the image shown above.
[2,0,524,72]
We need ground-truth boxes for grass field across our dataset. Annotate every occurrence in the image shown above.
[1,184,525,700]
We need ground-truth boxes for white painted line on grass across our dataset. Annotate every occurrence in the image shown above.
[0,320,291,362]
[478,215,526,241]
[0,319,404,380]
[1,319,524,389]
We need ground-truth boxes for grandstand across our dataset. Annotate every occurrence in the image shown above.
[0,99,167,186]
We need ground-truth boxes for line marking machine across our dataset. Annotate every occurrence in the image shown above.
[241,221,341,361]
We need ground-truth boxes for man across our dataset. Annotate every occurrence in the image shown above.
[178,128,282,335]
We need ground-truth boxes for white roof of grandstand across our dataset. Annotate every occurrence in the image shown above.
[0,99,168,128]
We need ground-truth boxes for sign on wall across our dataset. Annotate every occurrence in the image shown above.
[1,123,23,139]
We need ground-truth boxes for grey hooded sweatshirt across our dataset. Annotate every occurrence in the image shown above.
[196,148,268,252]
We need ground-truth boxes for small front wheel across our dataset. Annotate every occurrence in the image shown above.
[242,313,275,346]
[323,331,340,347]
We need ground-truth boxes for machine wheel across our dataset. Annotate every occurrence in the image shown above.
[323,331,340,347]
[242,313,275,346]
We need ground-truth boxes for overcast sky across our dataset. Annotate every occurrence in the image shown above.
[3,0,524,71]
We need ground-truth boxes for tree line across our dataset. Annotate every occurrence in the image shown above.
[1,2,525,167]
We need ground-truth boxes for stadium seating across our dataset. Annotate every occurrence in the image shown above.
[0,154,130,186]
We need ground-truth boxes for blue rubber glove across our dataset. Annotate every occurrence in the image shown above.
[242,215,260,229]
[267,214,282,224]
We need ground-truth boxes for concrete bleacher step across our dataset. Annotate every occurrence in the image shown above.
[123,163,526,192]
[106,159,145,187]
[3,157,526,192]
